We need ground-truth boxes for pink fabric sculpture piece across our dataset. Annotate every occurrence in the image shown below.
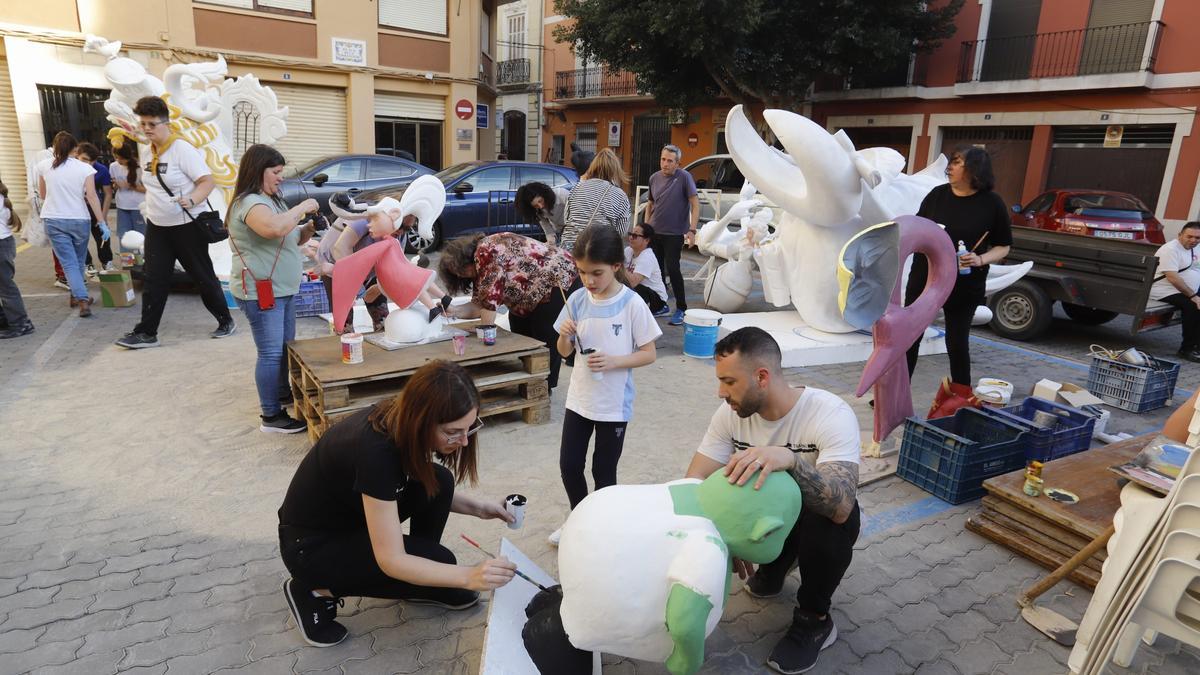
[855,215,957,442]
[331,239,434,334]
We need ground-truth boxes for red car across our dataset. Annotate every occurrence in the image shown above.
[1010,189,1165,245]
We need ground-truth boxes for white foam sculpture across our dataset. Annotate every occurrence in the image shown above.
[84,35,289,279]
[557,481,726,661]
[384,306,446,343]
[703,106,1029,331]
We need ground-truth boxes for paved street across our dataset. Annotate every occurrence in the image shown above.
[2,241,1199,674]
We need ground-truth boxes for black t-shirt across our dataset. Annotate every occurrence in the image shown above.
[278,408,409,533]
[906,184,1013,308]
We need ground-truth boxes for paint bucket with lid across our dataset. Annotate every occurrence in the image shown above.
[341,333,364,364]
[683,309,723,359]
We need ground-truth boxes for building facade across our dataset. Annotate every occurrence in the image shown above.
[493,0,543,163]
[542,0,1200,236]
[0,0,502,216]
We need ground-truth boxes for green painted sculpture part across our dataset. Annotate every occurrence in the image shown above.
[665,582,714,675]
[696,470,803,563]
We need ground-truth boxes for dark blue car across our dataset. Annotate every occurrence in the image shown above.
[355,161,579,249]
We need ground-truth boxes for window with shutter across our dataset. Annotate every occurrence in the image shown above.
[197,0,312,16]
[379,0,447,36]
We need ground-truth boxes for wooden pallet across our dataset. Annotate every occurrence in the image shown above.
[967,433,1154,590]
[287,330,551,443]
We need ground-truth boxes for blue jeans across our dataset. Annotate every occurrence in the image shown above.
[236,294,296,417]
[116,208,146,243]
[45,218,91,300]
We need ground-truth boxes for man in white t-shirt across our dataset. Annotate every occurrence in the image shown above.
[1150,221,1200,362]
[115,96,234,350]
[685,327,860,675]
[624,222,669,317]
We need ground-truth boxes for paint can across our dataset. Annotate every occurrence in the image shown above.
[682,309,723,359]
[505,494,526,530]
[452,334,466,355]
[579,348,603,381]
[1031,410,1059,429]
[341,333,364,364]
[477,324,497,346]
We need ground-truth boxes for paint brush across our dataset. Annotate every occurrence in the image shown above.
[970,231,989,252]
[459,534,550,592]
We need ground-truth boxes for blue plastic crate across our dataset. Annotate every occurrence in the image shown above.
[987,397,1095,463]
[897,407,1032,504]
[294,279,330,318]
[1086,353,1179,413]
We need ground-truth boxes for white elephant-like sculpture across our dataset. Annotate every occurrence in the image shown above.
[84,35,289,278]
[705,106,1029,332]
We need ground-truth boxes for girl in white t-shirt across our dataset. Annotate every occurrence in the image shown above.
[39,132,104,314]
[110,140,147,246]
[0,179,34,338]
[550,225,662,545]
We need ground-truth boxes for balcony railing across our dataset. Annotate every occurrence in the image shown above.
[498,58,531,86]
[554,68,641,100]
[957,21,1164,83]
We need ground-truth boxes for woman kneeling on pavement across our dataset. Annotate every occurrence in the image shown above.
[226,144,321,433]
[277,360,517,647]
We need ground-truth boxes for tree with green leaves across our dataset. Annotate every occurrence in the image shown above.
[554,0,964,112]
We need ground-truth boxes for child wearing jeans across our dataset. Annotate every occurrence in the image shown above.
[550,225,661,545]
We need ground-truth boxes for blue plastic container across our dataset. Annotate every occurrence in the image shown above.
[1086,353,1180,413]
[682,309,722,358]
[897,407,1032,504]
[220,280,237,310]
[294,279,331,318]
[987,397,1095,463]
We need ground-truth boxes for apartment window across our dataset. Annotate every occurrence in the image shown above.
[481,10,492,56]
[506,14,526,61]
[379,0,447,36]
[197,0,313,17]
[575,123,598,153]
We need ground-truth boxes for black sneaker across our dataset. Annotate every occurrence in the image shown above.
[283,578,347,648]
[1176,348,1200,364]
[0,322,34,339]
[261,412,307,434]
[405,587,480,610]
[746,570,785,598]
[767,610,838,674]
[211,319,237,339]
[115,331,160,349]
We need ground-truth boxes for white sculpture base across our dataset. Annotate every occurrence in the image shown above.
[480,539,601,675]
[717,312,947,368]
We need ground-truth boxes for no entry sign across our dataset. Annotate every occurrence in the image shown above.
[455,99,474,120]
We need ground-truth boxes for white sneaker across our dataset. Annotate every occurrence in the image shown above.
[547,528,562,546]
[54,279,70,290]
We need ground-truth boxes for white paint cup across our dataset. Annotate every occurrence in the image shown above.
[579,348,604,381]
[504,494,526,530]
[341,333,364,364]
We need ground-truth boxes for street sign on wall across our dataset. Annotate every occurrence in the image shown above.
[455,99,474,120]
[477,103,489,129]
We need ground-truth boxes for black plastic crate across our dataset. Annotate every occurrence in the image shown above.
[987,397,1095,463]
[897,407,1032,504]
[1086,354,1180,413]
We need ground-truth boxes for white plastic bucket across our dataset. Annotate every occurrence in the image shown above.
[974,378,1013,406]
[683,309,723,359]
[341,333,364,364]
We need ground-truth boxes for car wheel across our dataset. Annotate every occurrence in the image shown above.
[1061,303,1119,326]
[406,220,443,253]
[987,279,1053,341]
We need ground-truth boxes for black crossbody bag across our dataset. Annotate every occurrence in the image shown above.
[153,163,227,243]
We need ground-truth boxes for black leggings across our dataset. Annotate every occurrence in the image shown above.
[651,233,686,311]
[559,408,628,509]
[1162,293,1200,351]
[756,501,861,617]
[631,283,667,313]
[906,300,977,387]
[510,278,582,389]
[278,464,462,602]
[91,221,113,267]
[134,220,231,336]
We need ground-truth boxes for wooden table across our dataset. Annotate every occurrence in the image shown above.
[287,330,551,442]
[966,433,1154,588]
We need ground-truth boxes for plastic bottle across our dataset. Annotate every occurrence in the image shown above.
[957,240,971,276]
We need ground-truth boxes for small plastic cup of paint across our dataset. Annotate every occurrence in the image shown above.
[452,334,466,355]
[579,348,604,381]
[505,494,526,530]
[478,325,497,346]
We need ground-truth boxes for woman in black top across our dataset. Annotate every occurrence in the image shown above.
[905,147,1012,386]
[277,360,517,647]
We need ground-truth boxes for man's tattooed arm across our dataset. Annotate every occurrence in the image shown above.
[787,460,859,524]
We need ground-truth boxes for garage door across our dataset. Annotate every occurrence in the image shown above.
[374,92,444,121]
[0,59,28,219]
[1046,125,1171,211]
[941,126,1034,208]
[270,83,348,170]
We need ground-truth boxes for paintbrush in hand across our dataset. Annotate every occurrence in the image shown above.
[459,534,550,592]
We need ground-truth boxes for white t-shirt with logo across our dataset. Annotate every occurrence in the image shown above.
[38,157,96,220]
[624,246,668,303]
[554,285,662,422]
[1150,238,1200,301]
[110,161,146,211]
[144,140,212,226]
[696,386,861,470]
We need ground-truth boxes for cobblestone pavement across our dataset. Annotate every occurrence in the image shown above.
[1,242,1198,674]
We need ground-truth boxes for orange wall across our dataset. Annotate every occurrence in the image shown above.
[919,0,982,87]
[1155,1,1200,73]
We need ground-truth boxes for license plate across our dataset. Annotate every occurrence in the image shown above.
[1094,230,1135,240]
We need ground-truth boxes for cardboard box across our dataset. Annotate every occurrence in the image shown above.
[98,270,135,308]
[1032,378,1105,408]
